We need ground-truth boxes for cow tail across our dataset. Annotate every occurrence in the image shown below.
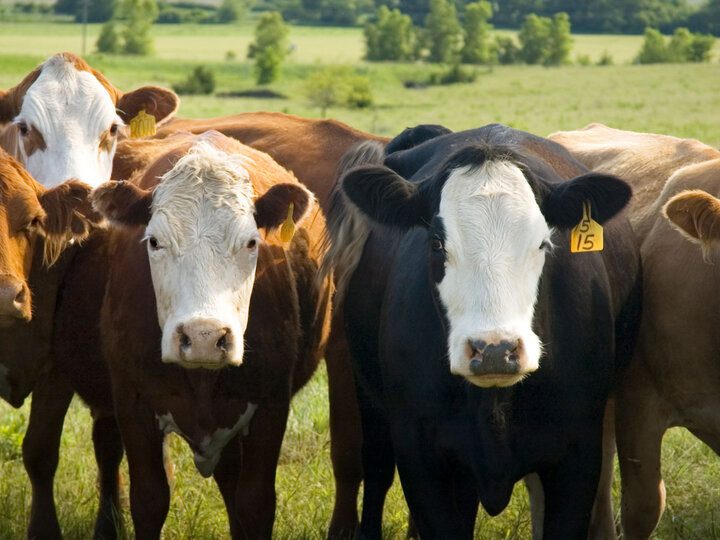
[319,139,386,304]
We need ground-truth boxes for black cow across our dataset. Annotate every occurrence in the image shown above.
[323,124,641,539]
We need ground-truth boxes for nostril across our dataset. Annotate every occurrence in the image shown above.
[13,286,26,307]
[179,330,191,351]
[216,329,232,353]
[469,339,486,355]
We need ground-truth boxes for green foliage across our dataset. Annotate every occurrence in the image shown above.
[428,60,477,84]
[215,0,248,24]
[518,12,572,66]
[54,0,116,22]
[637,27,668,63]
[546,12,572,66]
[687,0,720,35]
[96,20,121,53]
[461,1,496,65]
[173,65,215,94]
[518,13,550,64]
[496,35,521,64]
[305,66,373,116]
[364,6,418,61]
[248,12,290,85]
[597,50,614,66]
[0,412,25,462]
[637,27,714,64]
[423,0,462,63]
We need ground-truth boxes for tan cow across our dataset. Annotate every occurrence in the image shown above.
[91,130,332,538]
[0,52,178,188]
[549,123,720,540]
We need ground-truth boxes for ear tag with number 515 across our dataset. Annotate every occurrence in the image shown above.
[571,201,603,253]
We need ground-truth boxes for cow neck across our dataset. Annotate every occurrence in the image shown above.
[0,236,81,406]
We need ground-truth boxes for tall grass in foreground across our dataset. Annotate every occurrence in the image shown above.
[0,363,719,538]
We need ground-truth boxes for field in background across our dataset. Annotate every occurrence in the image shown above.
[1,22,720,539]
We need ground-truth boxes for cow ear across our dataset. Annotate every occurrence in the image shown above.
[385,124,453,154]
[91,180,152,227]
[37,181,104,265]
[541,173,631,229]
[342,165,429,229]
[116,86,179,126]
[0,89,13,123]
[663,190,720,245]
[254,183,311,231]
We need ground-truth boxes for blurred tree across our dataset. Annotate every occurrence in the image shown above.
[461,1,495,64]
[365,6,418,61]
[424,0,462,63]
[248,12,290,85]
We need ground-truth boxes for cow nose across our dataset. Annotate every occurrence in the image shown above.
[468,339,520,376]
[172,319,235,368]
[0,277,31,325]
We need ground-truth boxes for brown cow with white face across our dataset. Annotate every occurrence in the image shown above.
[113,112,393,536]
[549,124,720,540]
[92,131,332,538]
[0,52,178,188]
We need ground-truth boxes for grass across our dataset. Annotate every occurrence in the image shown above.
[0,21,720,539]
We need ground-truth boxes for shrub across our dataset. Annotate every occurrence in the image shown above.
[496,35,521,64]
[247,12,289,85]
[96,20,122,53]
[428,61,477,85]
[423,0,462,63]
[461,1,496,65]
[305,66,373,117]
[173,66,215,95]
[364,6,418,62]
[637,27,669,63]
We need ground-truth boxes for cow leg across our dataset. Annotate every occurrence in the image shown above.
[524,473,544,540]
[325,317,362,540]
[588,399,618,540]
[539,430,603,539]
[114,393,169,540]
[615,364,668,540]
[356,394,395,540]
[392,422,477,539]
[213,436,243,537]
[91,411,124,540]
[23,369,74,540]
[234,402,290,539]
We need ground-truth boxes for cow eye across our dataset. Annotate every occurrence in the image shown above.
[110,123,119,136]
[246,238,257,250]
[147,236,161,251]
[431,237,444,252]
[21,216,42,237]
[18,121,29,136]
[539,240,551,251]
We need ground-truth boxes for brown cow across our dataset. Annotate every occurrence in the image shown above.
[91,130,332,538]
[549,123,720,540]
[113,113,393,536]
[0,52,178,189]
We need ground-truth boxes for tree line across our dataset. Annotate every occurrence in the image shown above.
[49,0,720,36]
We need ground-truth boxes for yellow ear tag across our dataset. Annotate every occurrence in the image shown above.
[129,109,157,138]
[571,201,603,253]
[280,202,296,243]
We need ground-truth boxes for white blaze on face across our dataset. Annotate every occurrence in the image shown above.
[437,160,550,387]
[147,140,261,368]
[13,55,120,188]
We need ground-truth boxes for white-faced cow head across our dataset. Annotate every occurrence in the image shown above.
[0,148,100,326]
[0,52,178,189]
[342,144,631,387]
[92,137,312,368]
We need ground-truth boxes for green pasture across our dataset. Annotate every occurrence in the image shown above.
[1,21,720,539]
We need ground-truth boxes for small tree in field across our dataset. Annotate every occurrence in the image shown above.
[519,14,550,64]
[637,27,669,63]
[461,1,496,65]
[546,12,572,66]
[247,12,289,85]
[97,20,122,53]
[364,6,417,61]
[424,0,462,63]
[216,0,249,23]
